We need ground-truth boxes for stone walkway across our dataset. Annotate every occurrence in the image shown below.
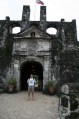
[0,92,60,119]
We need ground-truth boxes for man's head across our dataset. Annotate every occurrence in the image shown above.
[30,74,33,78]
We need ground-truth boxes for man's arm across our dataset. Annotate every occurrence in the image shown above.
[27,79,29,83]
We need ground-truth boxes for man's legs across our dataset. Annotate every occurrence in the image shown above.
[32,86,34,100]
[28,86,31,100]
[28,92,30,99]
[32,92,34,99]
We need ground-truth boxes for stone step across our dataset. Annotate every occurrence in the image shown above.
[0,89,5,94]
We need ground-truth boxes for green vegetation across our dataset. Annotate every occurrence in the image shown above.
[46,80,56,87]
[76,94,79,98]
[64,38,69,43]
[4,40,11,56]
[6,77,16,85]
[33,75,38,85]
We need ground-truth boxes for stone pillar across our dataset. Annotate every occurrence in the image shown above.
[2,16,10,47]
[3,16,10,38]
[40,6,46,32]
[60,19,66,49]
[43,57,49,87]
[6,17,10,35]
[21,5,30,30]
[61,19,65,41]
[9,26,12,34]
[72,19,77,43]
[13,59,20,91]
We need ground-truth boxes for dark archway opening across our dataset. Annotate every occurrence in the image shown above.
[20,61,43,91]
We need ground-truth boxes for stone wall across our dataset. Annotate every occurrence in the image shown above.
[0,5,79,92]
[11,35,52,90]
[59,51,79,83]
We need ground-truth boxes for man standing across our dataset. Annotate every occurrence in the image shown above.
[27,74,36,100]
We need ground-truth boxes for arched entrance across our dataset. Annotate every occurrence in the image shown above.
[20,61,43,91]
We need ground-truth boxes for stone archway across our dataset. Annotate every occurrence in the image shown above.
[20,60,43,91]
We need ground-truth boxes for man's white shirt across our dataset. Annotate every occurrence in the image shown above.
[27,78,36,86]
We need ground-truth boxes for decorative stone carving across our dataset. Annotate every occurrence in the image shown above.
[27,40,37,55]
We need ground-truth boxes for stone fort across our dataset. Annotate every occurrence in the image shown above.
[0,5,79,91]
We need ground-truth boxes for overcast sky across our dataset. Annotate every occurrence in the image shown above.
[0,0,79,41]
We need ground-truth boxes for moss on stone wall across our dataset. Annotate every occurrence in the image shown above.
[0,21,5,37]
[3,40,11,56]
[0,38,13,81]
[59,51,79,84]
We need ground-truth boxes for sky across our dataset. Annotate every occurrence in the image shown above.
[0,0,79,41]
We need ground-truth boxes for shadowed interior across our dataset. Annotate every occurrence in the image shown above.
[20,61,43,90]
